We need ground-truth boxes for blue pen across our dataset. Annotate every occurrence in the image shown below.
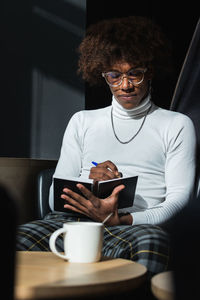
[92,161,98,166]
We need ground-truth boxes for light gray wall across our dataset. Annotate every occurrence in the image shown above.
[31,69,85,160]
[30,0,86,160]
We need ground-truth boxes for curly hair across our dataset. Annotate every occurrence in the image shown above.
[78,16,172,85]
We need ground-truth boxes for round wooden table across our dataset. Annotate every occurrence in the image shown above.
[15,251,147,300]
[151,271,174,300]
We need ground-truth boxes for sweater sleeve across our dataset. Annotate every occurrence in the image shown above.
[49,112,84,210]
[54,112,84,178]
[132,114,196,225]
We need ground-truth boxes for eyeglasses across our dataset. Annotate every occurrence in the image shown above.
[102,68,147,87]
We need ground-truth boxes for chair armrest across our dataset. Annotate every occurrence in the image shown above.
[37,168,55,219]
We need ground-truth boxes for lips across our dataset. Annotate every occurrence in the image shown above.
[118,94,137,100]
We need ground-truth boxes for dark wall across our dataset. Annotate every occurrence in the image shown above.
[85,0,200,110]
[1,0,199,158]
[2,1,32,157]
[1,0,85,158]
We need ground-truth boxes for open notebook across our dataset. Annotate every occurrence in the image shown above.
[54,175,138,212]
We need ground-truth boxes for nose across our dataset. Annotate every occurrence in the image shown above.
[121,76,134,91]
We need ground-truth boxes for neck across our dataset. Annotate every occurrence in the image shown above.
[112,94,152,119]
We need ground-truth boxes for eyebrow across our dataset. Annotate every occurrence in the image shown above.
[108,66,142,73]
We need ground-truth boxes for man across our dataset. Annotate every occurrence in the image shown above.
[17,16,196,277]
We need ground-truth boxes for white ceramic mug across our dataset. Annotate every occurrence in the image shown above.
[49,222,103,263]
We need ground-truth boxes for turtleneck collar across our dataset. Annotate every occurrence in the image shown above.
[112,94,152,119]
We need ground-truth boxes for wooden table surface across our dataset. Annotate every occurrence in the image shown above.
[15,251,147,300]
[151,271,174,300]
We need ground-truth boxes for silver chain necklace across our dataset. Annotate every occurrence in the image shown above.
[111,104,152,144]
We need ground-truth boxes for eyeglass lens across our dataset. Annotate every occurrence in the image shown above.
[105,69,145,86]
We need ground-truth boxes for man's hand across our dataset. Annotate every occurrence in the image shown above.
[61,183,125,226]
[89,160,122,181]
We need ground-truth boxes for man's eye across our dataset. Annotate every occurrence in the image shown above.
[108,72,121,79]
[128,70,142,77]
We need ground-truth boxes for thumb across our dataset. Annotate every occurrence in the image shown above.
[110,184,125,198]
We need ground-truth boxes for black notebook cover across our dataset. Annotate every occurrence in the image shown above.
[54,176,138,212]
[96,176,138,209]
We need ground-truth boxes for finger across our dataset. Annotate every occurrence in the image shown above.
[62,188,88,208]
[76,184,100,208]
[107,185,125,208]
[110,184,125,198]
[64,203,89,217]
[89,167,116,180]
[61,193,90,213]
[98,160,119,176]
[76,184,94,199]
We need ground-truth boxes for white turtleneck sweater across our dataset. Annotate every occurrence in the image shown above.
[49,95,196,225]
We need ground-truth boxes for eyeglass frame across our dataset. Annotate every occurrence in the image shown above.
[102,67,147,87]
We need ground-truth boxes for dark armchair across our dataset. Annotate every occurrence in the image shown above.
[37,168,55,219]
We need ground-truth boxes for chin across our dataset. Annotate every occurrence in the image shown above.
[120,101,140,110]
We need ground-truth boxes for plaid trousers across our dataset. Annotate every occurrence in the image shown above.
[16,212,170,278]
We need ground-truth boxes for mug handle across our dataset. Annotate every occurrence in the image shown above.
[49,228,68,260]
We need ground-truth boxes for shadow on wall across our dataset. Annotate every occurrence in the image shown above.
[1,0,86,158]
[31,0,85,91]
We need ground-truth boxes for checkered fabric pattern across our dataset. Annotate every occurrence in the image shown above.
[16,212,170,278]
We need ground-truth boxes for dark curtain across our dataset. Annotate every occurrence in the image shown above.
[170,19,200,170]
[171,196,200,299]
[170,19,200,299]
